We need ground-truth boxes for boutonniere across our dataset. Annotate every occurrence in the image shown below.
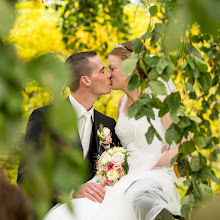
[97,123,113,150]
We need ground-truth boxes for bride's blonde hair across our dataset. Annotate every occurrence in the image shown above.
[109,41,148,79]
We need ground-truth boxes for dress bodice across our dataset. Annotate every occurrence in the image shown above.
[115,95,167,173]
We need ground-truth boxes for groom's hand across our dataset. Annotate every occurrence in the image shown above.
[75,182,106,203]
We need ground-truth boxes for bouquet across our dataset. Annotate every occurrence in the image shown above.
[96,124,129,186]
[97,146,129,186]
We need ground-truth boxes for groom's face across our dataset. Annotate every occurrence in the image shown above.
[88,55,111,96]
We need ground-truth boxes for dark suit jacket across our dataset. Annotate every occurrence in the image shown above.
[17,99,120,189]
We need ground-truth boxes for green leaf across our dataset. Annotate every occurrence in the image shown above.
[211,170,220,183]
[121,56,138,75]
[149,80,167,95]
[128,104,139,118]
[160,69,171,82]
[158,103,169,117]
[189,116,202,123]
[148,68,159,80]
[179,141,196,154]
[193,133,206,147]
[185,82,195,92]
[180,60,188,70]
[166,92,181,111]
[177,117,191,128]
[193,69,200,78]
[170,104,185,124]
[186,55,195,70]
[190,45,202,60]
[170,154,178,166]
[198,72,212,90]
[199,183,213,200]
[155,23,165,34]
[183,179,192,187]
[0,0,15,36]
[139,59,150,74]
[135,95,151,106]
[145,126,155,144]
[140,32,152,41]
[192,159,202,172]
[170,110,180,124]
[142,106,155,120]
[181,205,190,217]
[133,39,143,54]
[145,56,160,67]
[149,5,158,17]
[181,194,195,206]
[156,56,168,75]
[199,153,207,165]
[193,55,208,72]
[199,166,211,180]
[127,74,139,91]
[165,124,182,145]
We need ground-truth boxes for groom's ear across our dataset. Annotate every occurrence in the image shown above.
[80,76,91,87]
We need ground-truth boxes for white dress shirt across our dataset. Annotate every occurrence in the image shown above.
[69,94,94,158]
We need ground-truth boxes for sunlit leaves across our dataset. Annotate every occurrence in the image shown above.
[0,0,15,36]
[149,5,158,17]
[193,133,206,147]
[193,55,208,72]
[133,39,143,54]
[156,56,168,75]
[165,124,182,145]
[127,74,139,91]
[149,80,167,95]
[198,72,212,90]
[121,55,138,75]
[145,126,155,144]
[179,141,196,155]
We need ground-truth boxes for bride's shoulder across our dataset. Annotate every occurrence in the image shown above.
[117,95,126,118]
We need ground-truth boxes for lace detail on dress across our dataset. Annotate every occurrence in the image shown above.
[115,96,136,148]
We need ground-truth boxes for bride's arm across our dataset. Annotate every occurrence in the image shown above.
[155,95,188,167]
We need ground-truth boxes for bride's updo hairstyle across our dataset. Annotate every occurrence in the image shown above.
[109,40,147,79]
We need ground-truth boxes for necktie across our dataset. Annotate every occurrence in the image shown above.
[82,112,92,158]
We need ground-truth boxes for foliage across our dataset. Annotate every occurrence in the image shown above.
[59,0,130,58]
[0,1,87,218]
[123,0,220,218]
[9,0,68,60]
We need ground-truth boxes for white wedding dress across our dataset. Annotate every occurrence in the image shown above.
[44,94,181,220]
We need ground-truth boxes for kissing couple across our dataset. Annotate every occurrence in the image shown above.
[19,40,183,220]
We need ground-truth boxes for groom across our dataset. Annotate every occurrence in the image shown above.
[17,51,119,204]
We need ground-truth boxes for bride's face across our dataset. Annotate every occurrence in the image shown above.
[108,55,128,90]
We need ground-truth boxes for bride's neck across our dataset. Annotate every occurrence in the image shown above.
[125,88,141,105]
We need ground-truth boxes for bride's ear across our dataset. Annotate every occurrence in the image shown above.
[80,76,91,87]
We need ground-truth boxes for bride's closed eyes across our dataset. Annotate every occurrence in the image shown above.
[109,66,116,72]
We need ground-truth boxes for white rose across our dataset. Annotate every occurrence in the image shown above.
[103,127,111,135]
[107,169,119,181]
[102,153,112,164]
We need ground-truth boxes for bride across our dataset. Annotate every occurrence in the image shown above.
[44,41,183,220]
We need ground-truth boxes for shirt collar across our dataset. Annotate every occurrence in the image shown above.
[69,94,94,122]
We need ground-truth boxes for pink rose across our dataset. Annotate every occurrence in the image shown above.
[113,164,123,172]
[108,163,114,170]
[119,173,125,178]
[103,166,109,172]
[111,152,125,166]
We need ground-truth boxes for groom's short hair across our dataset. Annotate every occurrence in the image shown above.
[65,51,97,91]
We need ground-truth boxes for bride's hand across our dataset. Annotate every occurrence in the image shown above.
[75,182,106,203]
